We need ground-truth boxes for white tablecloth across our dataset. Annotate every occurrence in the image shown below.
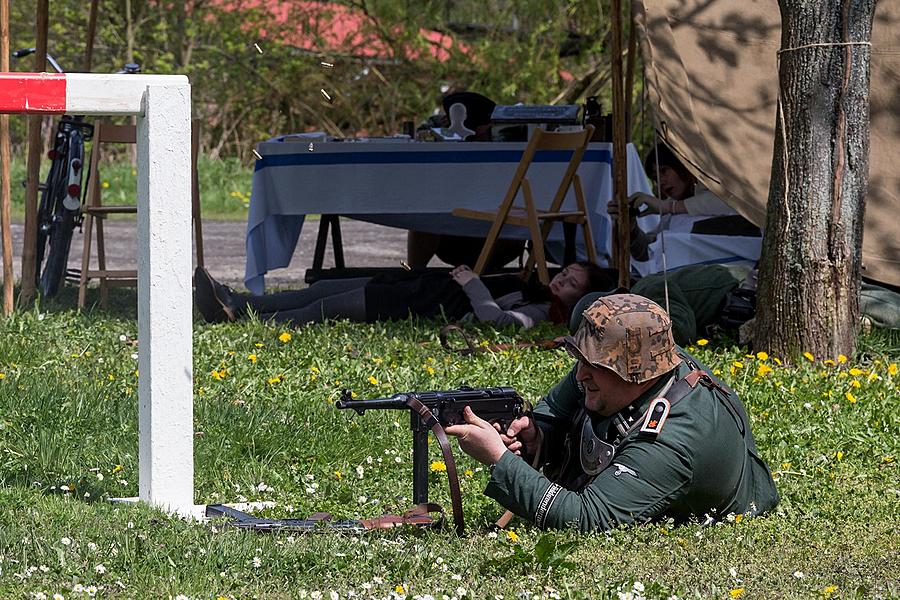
[244,138,652,293]
[632,214,763,276]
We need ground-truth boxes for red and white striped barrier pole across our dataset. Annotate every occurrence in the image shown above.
[1,72,196,516]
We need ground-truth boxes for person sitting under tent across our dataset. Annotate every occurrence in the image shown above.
[611,143,761,262]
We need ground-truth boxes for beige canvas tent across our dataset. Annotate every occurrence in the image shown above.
[633,0,899,287]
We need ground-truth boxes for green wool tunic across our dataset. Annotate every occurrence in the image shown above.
[484,350,779,531]
[571,264,750,345]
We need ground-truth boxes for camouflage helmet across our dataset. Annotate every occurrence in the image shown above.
[563,293,681,383]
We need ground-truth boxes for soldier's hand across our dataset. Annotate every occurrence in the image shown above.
[496,416,540,457]
[445,406,508,466]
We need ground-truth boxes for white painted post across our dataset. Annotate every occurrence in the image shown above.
[136,84,194,514]
[2,72,195,516]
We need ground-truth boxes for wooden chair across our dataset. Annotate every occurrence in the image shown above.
[451,125,596,285]
[77,120,204,309]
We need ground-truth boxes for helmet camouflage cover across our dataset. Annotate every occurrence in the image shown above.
[563,293,681,383]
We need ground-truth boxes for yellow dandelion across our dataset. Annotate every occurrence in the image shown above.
[733,361,744,369]
[734,514,743,523]
[888,363,898,376]
[882,455,894,464]
[506,530,520,543]
[838,354,847,364]
[696,339,709,346]
[850,380,861,388]
[101,181,110,189]
[425,365,435,376]
[729,588,745,598]
[395,586,405,595]
[255,342,264,348]
[107,374,115,381]
[267,374,283,385]
[849,367,864,377]
[755,351,768,361]
[464,469,474,477]
[803,352,814,362]
[112,464,123,474]
[823,586,838,595]
[248,354,257,363]
[211,368,227,381]
[781,462,792,469]
[334,470,342,480]
[367,375,379,386]
[278,332,292,343]
[824,359,835,366]
[845,391,857,403]
[835,451,844,461]
[430,461,447,472]
[0,373,5,380]
[757,364,773,377]
[774,357,782,366]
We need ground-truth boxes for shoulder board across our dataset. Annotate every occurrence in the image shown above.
[639,397,671,437]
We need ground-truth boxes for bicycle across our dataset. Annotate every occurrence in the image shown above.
[14,49,140,298]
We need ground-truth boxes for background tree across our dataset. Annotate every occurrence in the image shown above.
[5,0,646,161]
[750,0,876,361]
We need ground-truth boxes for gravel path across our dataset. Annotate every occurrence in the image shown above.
[6,218,424,290]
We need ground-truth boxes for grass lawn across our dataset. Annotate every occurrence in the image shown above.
[0,290,898,599]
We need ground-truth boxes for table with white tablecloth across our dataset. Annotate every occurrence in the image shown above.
[244,138,652,293]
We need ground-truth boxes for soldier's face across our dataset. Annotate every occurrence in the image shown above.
[575,361,639,416]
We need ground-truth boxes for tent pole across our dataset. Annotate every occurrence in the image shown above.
[0,0,12,315]
[83,0,100,72]
[20,0,50,306]
[624,1,637,141]
[610,0,631,288]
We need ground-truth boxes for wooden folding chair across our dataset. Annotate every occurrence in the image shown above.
[77,120,204,309]
[451,125,596,285]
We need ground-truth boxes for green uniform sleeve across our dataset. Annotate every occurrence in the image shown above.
[485,433,693,532]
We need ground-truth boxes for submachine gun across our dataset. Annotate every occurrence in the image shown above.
[335,386,527,534]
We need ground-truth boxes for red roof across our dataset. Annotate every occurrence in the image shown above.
[211,0,469,62]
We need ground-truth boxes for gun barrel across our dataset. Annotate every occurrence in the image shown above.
[334,394,409,412]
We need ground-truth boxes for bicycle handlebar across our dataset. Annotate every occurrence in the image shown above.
[12,47,64,73]
[13,48,140,75]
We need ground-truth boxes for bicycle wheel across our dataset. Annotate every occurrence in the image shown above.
[34,130,69,286]
[40,128,85,298]
[40,208,77,297]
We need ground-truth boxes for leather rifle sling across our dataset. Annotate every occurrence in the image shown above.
[405,397,466,535]
[439,323,565,355]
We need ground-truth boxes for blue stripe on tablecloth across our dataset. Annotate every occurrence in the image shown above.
[254,149,613,171]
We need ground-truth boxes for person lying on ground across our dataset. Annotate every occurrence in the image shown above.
[445,293,779,532]
[193,261,615,330]
[611,143,760,261]
[574,264,755,346]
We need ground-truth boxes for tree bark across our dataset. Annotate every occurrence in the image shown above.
[751,0,875,362]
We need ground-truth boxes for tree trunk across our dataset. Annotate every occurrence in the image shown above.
[751,0,875,362]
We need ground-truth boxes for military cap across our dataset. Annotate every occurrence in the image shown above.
[563,293,681,383]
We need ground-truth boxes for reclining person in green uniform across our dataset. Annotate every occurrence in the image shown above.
[445,294,779,532]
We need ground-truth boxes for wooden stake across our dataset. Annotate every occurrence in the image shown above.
[610,0,631,288]
[83,0,100,72]
[0,0,12,315]
[19,0,50,305]
[624,3,637,141]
